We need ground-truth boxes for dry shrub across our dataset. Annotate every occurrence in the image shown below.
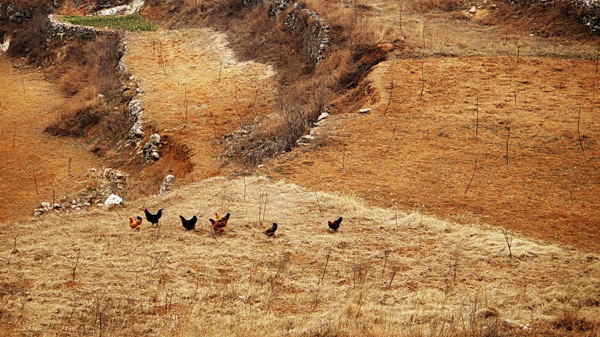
[413,0,467,12]
[4,6,50,62]
[46,101,104,137]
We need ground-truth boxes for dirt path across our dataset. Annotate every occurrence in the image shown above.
[0,56,102,223]
[122,28,277,180]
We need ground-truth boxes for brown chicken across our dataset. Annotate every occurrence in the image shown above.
[210,212,230,232]
[129,216,142,230]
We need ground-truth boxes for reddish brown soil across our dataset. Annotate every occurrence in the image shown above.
[262,55,600,252]
[0,56,103,222]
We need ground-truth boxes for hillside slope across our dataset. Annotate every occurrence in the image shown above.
[1,176,599,336]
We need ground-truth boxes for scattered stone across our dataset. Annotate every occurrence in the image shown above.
[142,133,162,161]
[157,174,175,195]
[41,202,51,208]
[469,6,477,14]
[359,108,372,114]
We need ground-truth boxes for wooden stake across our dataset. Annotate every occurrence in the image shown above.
[12,129,16,148]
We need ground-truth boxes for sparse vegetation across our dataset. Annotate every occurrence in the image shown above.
[63,14,157,31]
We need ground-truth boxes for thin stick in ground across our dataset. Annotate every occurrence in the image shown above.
[314,191,323,215]
[387,123,397,150]
[419,59,425,101]
[464,159,478,195]
[501,229,514,263]
[505,122,511,166]
[577,107,585,154]
[475,93,479,139]
[381,250,391,279]
[12,129,16,148]
[383,80,394,116]
[33,168,39,196]
[318,248,331,286]
[71,250,81,283]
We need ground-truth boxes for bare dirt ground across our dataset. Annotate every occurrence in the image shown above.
[262,6,600,253]
[0,56,103,223]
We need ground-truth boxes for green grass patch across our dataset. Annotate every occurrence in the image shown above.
[62,15,157,32]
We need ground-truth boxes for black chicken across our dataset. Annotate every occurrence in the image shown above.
[179,215,198,231]
[144,208,163,227]
[263,223,278,237]
[328,217,343,231]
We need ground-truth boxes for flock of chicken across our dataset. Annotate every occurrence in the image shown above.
[129,209,344,237]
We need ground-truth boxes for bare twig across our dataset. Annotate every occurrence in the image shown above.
[314,191,323,215]
[381,250,391,279]
[12,129,16,148]
[505,122,511,166]
[383,80,394,116]
[33,168,39,196]
[387,123,398,150]
[71,250,81,283]
[419,59,425,101]
[464,159,478,195]
[475,93,479,139]
[341,145,346,171]
[318,248,331,286]
[501,229,514,263]
[577,107,585,154]
[11,235,18,254]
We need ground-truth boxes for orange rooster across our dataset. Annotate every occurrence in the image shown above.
[210,212,230,232]
[129,216,142,230]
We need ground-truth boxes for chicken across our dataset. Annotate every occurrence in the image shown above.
[328,217,343,231]
[209,212,230,232]
[129,216,142,230]
[263,223,278,237]
[180,215,197,231]
[144,208,163,227]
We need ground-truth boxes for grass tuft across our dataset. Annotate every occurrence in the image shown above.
[62,15,157,31]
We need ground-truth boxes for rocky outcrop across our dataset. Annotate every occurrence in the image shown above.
[503,0,600,34]
[32,168,128,216]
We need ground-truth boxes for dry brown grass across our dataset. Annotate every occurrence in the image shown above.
[1,176,599,336]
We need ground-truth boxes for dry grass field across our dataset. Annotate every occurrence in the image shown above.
[1,0,600,336]
[1,176,599,336]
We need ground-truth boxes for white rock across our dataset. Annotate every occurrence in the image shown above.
[150,133,161,144]
[317,112,329,121]
[359,108,372,114]
[41,202,51,208]
[104,194,123,206]
[469,6,477,13]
